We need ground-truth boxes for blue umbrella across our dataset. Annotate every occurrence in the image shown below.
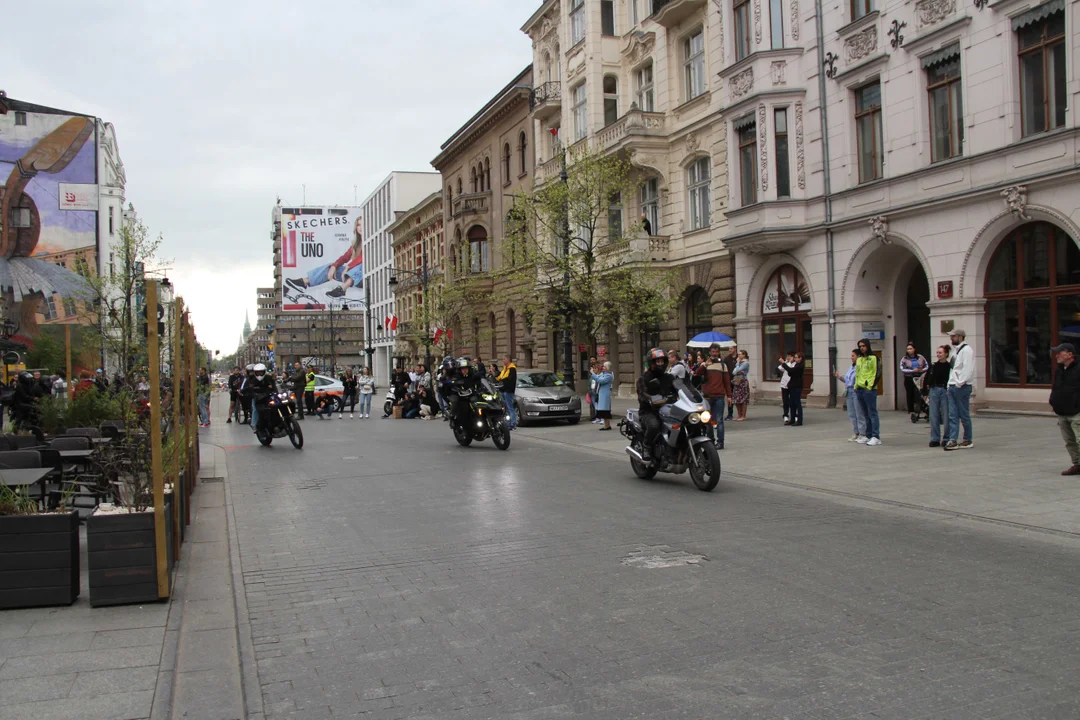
[687,331,735,349]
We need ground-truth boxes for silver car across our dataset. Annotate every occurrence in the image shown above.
[512,369,582,426]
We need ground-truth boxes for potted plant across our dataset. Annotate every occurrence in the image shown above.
[0,484,80,609]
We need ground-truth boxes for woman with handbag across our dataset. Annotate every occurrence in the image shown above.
[731,350,751,420]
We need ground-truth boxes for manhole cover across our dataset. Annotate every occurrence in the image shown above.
[621,545,707,569]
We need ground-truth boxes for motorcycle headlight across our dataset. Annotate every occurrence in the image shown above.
[482,394,496,401]
[687,413,701,424]
[700,411,712,424]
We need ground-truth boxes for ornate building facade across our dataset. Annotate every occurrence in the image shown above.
[388,192,444,365]
[522,0,736,394]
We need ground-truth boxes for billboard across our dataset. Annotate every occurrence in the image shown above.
[280,207,363,311]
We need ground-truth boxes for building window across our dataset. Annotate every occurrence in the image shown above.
[775,108,790,198]
[852,0,873,20]
[608,192,623,242]
[737,119,758,205]
[640,177,659,235]
[926,52,963,162]
[770,0,785,48]
[467,225,490,273]
[484,157,491,190]
[10,207,30,228]
[734,0,752,61]
[503,143,512,183]
[470,167,478,193]
[1017,9,1065,137]
[636,63,655,112]
[601,0,616,35]
[855,82,883,183]
[43,297,58,321]
[14,111,26,126]
[572,82,588,141]
[985,222,1080,386]
[761,264,813,383]
[603,75,619,126]
[63,298,77,317]
[686,287,713,340]
[518,131,528,175]
[684,29,706,100]
[631,0,639,25]
[570,0,585,45]
[686,156,711,230]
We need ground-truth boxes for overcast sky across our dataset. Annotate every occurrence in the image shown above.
[8,0,536,354]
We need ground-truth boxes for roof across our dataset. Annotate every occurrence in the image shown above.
[0,92,94,119]
[432,66,533,167]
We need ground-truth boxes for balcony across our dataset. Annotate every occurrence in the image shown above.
[595,235,672,266]
[596,106,666,151]
[651,0,707,27]
[452,191,490,219]
[530,81,562,121]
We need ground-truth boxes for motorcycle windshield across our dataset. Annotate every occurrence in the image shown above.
[673,378,705,410]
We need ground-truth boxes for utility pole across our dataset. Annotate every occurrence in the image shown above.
[364,279,374,372]
[559,139,575,390]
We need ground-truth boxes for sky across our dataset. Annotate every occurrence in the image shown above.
[6,0,537,354]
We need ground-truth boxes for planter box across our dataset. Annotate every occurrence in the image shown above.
[87,505,173,608]
[0,511,80,609]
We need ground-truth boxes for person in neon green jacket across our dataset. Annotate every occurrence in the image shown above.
[854,339,882,445]
[304,367,316,417]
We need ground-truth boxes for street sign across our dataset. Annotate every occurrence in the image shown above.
[937,280,953,298]
[861,321,885,340]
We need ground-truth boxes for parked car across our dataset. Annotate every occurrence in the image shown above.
[512,369,582,426]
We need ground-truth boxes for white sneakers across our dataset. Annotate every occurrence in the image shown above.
[866,437,882,446]
[848,434,861,442]
[856,436,869,444]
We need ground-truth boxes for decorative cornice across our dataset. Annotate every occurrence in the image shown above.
[432,90,531,169]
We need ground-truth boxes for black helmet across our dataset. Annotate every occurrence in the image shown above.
[647,347,668,371]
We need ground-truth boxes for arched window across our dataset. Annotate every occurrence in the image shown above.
[518,131,528,176]
[457,177,463,195]
[470,167,478,193]
[467,225,489,273]
[484,157,491,191]
[543,51,553,83]
[503,143,511,183]
[761,265,813,383]
[603,75,619,126]
[490,312,497,360]
[686,287,713,341]
[986,222,1080,386]
[508,309,517,355]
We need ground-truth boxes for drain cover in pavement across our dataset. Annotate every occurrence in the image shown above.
[621,545,707,569]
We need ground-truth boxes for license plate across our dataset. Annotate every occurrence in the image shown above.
[548,405,569,411]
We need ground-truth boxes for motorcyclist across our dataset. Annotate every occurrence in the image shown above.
[449,357,481,424]
[636,348,676,462]
[247,363,278,431]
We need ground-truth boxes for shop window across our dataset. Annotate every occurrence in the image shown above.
[761,264,813,383]
[986,222,1080,386]
[686,287,713,340]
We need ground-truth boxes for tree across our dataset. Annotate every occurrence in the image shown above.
[503,145,678,364]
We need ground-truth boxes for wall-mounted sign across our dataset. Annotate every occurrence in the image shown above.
[937,280,953,299]
[597,345,608,356]
[58,183,98,211]
[941,319,955,334]
[578,344,587,353]
[861,321,885,340]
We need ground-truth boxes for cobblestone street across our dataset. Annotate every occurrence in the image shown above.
[209,402,1080,720]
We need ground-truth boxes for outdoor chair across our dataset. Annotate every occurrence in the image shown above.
[65,427,102,439]
[2,434,45,450]
[0,450,42,469]
[99,424,121,440]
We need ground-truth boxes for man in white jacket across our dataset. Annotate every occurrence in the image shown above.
[944,328,975,450]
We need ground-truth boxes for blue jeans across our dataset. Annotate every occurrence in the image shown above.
[946,384,972,443]
[928,386,947,443]
[503,392,518,428]
[359,393,372,415]
[306,262,346,288]
[198,395,209,424]
[251,403,260,430]
[855,388,880,439]
[846,389,866,435]
[706,396,725,445]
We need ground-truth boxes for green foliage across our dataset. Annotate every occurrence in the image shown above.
[35,387,128,435]
[0,484,38,516]
[25,334,64,372]
[502,145,679,351]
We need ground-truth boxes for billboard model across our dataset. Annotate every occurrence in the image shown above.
[280,207,363,311]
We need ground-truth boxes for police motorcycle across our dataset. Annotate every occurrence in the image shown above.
[619,377,721,491]
[450,370,511,451]
[251,365,304,449]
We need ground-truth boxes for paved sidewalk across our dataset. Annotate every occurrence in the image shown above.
[530,399,1080,535]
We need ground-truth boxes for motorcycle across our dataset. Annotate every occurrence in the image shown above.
[450,378,511,451]
[618,378,720,491]
[253,390,304,449]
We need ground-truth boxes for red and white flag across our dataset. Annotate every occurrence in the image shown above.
[433,328,443,345]
[390,315,399,331]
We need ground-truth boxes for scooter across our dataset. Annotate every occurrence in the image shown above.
[619,379,721,492]
[383,386,396,417]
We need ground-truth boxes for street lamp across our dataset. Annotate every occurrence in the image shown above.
[387,248,433,372]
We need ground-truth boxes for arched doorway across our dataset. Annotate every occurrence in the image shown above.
[985,221,1080,386]
[762,264,812,386]
[685,286,712,342]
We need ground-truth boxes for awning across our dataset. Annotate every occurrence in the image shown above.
[921,42,960,69]
[733,113,756,131]
[1011,0,1063,30]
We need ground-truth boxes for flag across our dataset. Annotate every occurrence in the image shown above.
[446,328,453,341]
[384,315,391,331]
[433,328,443,345]
[390,315,399,331]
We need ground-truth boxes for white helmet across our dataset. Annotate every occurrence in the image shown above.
[253,363,266,376]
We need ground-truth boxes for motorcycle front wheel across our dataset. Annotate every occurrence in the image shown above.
[452,420,473,447]
[688,441,721,492]
[286,416,304,449]
[491,418,510,450]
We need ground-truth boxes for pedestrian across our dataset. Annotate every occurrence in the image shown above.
[697,343,731,448]
[588,360,600,423]
[926,344,951,448]
[723,346,738,420]
[341,368,358,418]
[196,367,212,427]
[418,386,438,419]
[731,350,750,420]
[667,350,688,382]
[901,342,928,419]
[474,357,486,377]
[786,351,806,426]
[590,361,614,431]
[227,366,243,423]
[944,328,974,451]
[51,370,68,405]
[496,355,518,430]
[835,349,866,441]
[854,339,882,446]
[777,352,793,424]
[1049,343,1080,475]
[358,366,375,418]
[304,365,317,418]
[290,362,307,420]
